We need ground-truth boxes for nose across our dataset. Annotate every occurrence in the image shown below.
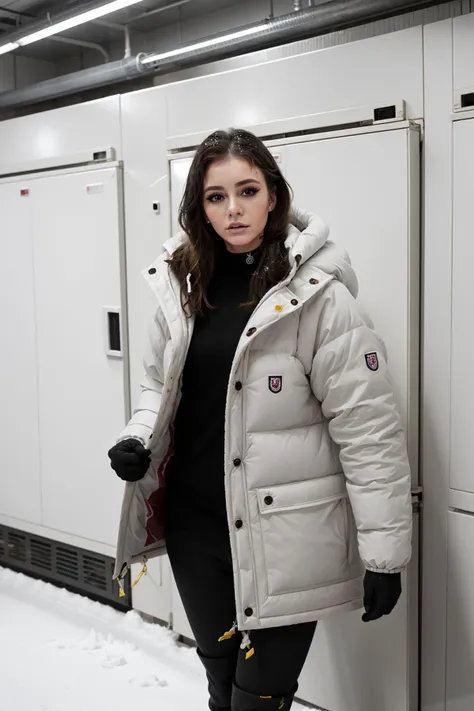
[227,195,243,218]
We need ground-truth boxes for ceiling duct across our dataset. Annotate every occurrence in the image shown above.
[0,0,442,110]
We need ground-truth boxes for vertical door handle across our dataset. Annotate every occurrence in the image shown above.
[104,307,122,358]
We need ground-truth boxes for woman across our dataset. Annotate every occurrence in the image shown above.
[109,129,412,711]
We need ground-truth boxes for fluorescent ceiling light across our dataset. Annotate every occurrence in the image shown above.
[0,42,19,56]
[142,23,268,64]
[17,0,145,47]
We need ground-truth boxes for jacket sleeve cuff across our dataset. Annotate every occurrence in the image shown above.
[116,422,153,447]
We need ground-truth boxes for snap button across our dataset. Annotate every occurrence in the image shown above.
[245,607,253,617]
[291,299,298,306]
[235,381,243,391]
[148,267,157,275]
[246,327,257,337]
[309,278,319,285]
[264,495,274,506]
[233,458,242,467]
[235,519,243,529]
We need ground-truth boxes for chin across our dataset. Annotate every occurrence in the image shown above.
[223,232,260,251]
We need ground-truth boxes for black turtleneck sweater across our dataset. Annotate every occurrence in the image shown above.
[165,244,259,524]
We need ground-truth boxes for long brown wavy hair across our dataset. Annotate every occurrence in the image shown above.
[168,128,292,316]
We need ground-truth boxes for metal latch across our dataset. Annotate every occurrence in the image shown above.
[411,486,423,514]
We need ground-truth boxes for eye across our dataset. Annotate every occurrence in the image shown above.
[206,193,224,203]
[242,187,259,197]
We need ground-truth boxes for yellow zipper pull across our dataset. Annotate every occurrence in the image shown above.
[131,559,148,588]
[218,620,238,642]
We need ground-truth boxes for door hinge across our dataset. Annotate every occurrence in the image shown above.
[411,486,423,513]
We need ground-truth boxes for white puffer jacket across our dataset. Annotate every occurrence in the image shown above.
[114,207,412,631]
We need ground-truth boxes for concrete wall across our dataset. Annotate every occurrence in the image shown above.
[0,54,55,92]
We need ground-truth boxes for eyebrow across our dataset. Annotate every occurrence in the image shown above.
[204,178,261,192]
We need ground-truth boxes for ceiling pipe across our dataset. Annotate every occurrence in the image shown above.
[47,34,110,62]
[141,0,441,71]
[0,56,146,109]
[0,0,443,110]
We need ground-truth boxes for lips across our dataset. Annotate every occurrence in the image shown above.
[227,223,249,231]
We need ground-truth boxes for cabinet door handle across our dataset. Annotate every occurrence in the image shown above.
[104,307,122,358]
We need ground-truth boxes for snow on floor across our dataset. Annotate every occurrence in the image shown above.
[0,567,309,711]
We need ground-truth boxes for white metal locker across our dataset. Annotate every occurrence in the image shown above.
[446,509,474,711]
[0,164,128,554]
[451,118,474,497]
[0,181,42,525]
[166,122,420,711]
[30,166,128,547]
[445,116,474,711]
[277,125,420,711]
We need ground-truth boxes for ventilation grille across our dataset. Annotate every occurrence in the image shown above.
[8,531,27,562]
[0,525,130,609]
[57,546,79,580]
[0,526,5,557]
[31,539,52,571]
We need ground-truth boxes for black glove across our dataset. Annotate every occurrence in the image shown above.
[108,438,151,482]
[362,570,402,622]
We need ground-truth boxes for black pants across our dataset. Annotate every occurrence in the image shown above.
[165,502,317,710]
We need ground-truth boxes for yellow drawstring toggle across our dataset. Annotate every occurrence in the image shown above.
[240,631,255,660]
[218,622,237,642]
[131,561,148,588]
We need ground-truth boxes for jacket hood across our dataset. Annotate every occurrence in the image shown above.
[161,206,358,299]
[288,206,358,299]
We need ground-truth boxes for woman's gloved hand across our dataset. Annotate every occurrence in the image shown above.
[108,438,151,482]
[362,570,402,622]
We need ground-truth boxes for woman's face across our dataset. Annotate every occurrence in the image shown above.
[203,156,276,253]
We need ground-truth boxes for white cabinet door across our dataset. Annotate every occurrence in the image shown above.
[0,181,42,524]
[280,127,419,711]
[446,509,474,711]
[451,118,474,496]
[29,167,127,547]
[131,555,173,624]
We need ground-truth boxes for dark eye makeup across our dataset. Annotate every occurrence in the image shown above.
[205,186,260,203]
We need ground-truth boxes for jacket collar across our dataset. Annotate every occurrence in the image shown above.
[161,206,328,267]
[151,206,358,299]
